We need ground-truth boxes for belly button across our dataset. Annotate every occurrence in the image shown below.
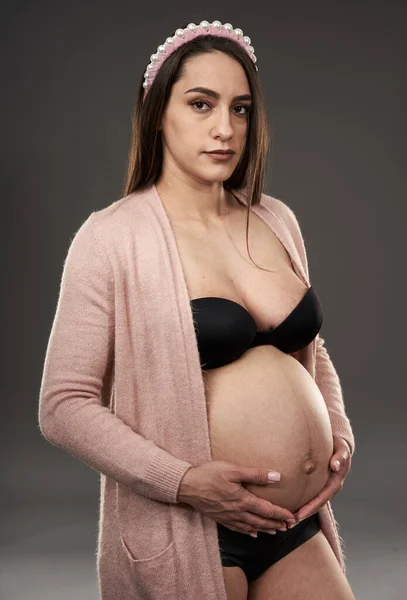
[303,458,315,474]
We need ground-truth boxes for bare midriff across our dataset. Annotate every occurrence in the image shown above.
[203,344,333,513]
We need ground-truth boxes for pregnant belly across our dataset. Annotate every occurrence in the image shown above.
[203,345,334,513]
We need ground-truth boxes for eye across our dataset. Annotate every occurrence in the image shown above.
[234,104,251,116]
[189,100,251,116]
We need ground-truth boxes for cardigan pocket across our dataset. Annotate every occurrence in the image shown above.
[116,483,174,561]
[120,536,177,599]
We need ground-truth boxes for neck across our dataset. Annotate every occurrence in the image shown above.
[155,176,242,227]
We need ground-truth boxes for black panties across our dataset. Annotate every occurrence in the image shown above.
[217,513,320,583]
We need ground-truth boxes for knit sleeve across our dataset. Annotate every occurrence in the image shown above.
[274,198,355,456]
[38,214,193,503]
[314,334,355,455]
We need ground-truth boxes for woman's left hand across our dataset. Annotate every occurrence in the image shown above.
[289,436,352,527]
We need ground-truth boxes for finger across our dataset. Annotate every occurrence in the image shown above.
[295,479,342,522]
[242,512,286,531]
[267,504,296,522]
[224,522,256,535]
[331,450,350,472]
[333,436,352,456]
[295,480,342,523]
[250,498,295,521]
[227,518,279,536]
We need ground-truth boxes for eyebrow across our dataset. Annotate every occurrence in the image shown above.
[184,87,252,102]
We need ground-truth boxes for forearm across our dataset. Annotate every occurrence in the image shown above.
[39,388,193,503]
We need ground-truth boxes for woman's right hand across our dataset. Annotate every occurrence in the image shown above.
[177,461,296,536]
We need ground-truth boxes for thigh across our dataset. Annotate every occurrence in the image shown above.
[222,566,249,600]
[247,531,355,600]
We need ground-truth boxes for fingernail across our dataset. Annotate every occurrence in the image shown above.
[268,471,281,482]
[286,519,296,526]
[333,460,340,471]
[249,533,258,538]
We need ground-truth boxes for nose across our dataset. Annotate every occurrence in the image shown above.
[212,107,234,139]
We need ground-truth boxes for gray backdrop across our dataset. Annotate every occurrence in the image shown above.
[3,1,406,599]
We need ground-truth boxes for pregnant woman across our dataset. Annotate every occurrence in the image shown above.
[39,19,356,600]
[170,187,353,598]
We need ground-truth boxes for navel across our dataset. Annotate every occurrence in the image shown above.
[303,458,316,474]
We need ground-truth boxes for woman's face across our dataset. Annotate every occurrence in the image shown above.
[159,51,252,186]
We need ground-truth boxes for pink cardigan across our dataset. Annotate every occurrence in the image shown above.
[38,183,355,600]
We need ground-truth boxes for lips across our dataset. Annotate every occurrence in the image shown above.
[205,151,234,161]
[206,150,234,155]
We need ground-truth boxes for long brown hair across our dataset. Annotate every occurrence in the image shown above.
[123,24,273,271]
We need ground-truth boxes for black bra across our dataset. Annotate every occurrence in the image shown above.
[191,285,323,370]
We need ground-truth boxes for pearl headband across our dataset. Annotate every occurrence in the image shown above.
[142,20,258,100]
